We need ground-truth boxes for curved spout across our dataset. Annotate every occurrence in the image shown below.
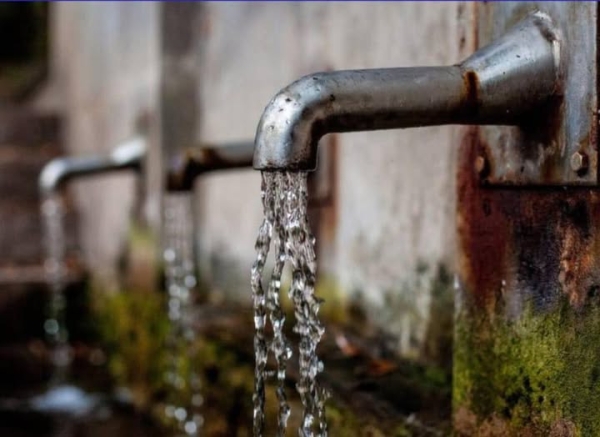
[39,135,146,196]
[253,12,561,171]
[167,140,255,191]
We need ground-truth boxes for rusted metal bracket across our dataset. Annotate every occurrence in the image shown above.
[475,2,598,186]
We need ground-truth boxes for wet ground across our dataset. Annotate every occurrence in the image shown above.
[0,299,451,437]
[0,394,159,437]
[0,339,159,437]
[193,304,452,436]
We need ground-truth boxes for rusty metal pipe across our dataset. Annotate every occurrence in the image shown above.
[253,12,561,171]
[167,141,255,191]
[39,136,146,196]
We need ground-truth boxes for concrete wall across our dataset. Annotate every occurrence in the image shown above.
[53,2,461,357]
[196,2,460,356]
[50,2,160,285]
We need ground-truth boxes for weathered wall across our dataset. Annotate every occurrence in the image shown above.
[50,2,160,285]
[51,2,461,357]
[453,3,600,434]
[196,2,460,357]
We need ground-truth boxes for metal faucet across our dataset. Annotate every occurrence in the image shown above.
[253,13,562,171]
[166,141,255,191]
[39,136,146,196]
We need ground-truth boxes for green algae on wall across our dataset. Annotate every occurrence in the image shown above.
[421,265,454,372]
[454,297,600,436]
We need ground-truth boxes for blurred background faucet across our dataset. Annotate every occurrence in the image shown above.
[39,136,146,197]
[166,140,255,192]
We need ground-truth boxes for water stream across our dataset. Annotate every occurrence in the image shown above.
[163,193,204,436]
[251,172,328,437]
[41,193,71,385]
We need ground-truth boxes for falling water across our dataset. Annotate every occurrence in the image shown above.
[41,193,71,384]
[251,172,328,437]
[163,193,204,436]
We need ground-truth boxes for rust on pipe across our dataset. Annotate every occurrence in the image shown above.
[166,141,255,191]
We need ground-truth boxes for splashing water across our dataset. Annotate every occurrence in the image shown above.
[163,193,204,436]
[251,172,328,437]
[41,194,71,384]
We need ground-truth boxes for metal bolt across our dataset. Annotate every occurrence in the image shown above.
[570,151,588,175]
[474,155,488,176]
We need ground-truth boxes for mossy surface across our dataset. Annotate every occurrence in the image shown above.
[92,281,451,436]
[94,288,170,407]
[88,251,457,436]
[454,296,600,435]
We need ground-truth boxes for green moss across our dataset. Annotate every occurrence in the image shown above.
[422,265,454,371]
[454,297,600,435]
[323,400,414,436]
[127,221,155,245]
[90,257,455,435]
[324,401,370,436]
[93,288,170,406]
[92,284,431,434]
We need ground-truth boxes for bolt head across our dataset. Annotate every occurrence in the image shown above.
[570,151,589,174]
[474,156,488,176]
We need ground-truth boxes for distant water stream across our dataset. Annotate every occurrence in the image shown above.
[41,193,71,385]
[163,193,203,436]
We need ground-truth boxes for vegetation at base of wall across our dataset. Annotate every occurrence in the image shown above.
[421,265,454,372]
[92,287,411,434]
[93,287,170,407]
[92,278,452,435]
[454,296,600,436]
[89,249,456,435]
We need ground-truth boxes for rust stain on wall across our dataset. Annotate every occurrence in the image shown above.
[316,134,338,244]
[308,134,338,271]
[458,127,600,313]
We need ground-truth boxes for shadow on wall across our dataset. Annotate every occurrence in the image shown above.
[351,262,454,372]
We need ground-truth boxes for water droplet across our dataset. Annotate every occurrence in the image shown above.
[191,394,203,407]
[44,319,59,335]
[184,420,197,435]
[184,275,197,288]
[163,248,176,263]
[174,407,187,421]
